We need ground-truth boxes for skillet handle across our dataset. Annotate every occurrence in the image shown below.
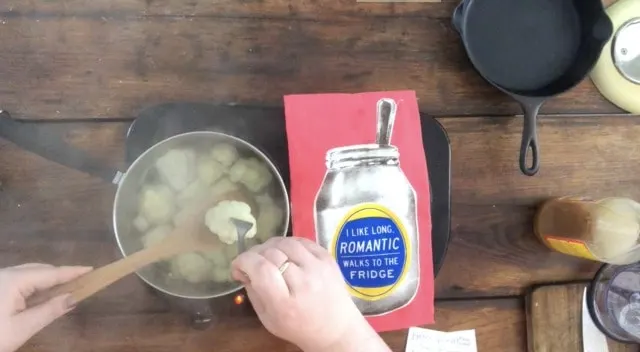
[519,103,541,176]
[0,110,122,184]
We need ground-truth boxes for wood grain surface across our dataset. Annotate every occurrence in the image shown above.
[2,115,638,301]
[0,116,628,346]
[21,298,525,352]
[527,283,638,352]
[435,115,640,297]
[0,0,621,119]
[0,1,632,349]
[2,0,460,15]
[0,107,630,350]
[4,115,631,350]
[0,116,640,351]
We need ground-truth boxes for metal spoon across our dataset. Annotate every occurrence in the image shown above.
[231,218,254,254]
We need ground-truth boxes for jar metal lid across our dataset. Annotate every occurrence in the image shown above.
[613,18,640,84]
[325,144,400,169]
[326,144,399,161]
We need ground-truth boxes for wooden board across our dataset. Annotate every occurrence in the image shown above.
[21,298,525,352]
[0,1,621,119]
[527,283,639,352]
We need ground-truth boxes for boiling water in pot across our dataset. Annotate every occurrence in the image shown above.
[116,135,288,299]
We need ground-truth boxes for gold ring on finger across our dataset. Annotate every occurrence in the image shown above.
[278,260,291,275]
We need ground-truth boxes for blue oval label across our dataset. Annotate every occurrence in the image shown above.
[331,203,410,301]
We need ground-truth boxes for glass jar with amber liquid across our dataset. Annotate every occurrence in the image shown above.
[535,197,640,264]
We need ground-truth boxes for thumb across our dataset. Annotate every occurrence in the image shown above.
[12,294,75,342]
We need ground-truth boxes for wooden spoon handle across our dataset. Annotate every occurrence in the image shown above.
[28,241,184,307]
[28,192,235,307]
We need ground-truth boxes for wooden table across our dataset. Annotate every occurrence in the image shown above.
[0,1,635,351]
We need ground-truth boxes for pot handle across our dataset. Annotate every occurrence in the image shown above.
[190,308,216,330]
[172,298,215,330]
[0,110,123,184]
[519,102,541,176]
[452,1,466,34]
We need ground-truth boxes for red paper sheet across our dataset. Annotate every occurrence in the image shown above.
[283,90,434,332]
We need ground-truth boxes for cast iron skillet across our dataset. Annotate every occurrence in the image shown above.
[453,0,613,176]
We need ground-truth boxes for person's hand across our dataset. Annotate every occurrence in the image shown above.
[0,264,92,352]
[231,237,389,352]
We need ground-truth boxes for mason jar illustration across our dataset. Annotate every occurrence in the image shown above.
[313,99,420,316]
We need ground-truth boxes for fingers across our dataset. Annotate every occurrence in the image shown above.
[236,237,332,295]
[277,262,306,294]
[12,294,75,344]
[244,286,265,314]
[11,263,54,270]
[14,266,93,297]
[274,239,317,267]
[230,268,249,285]
[260,247,289,267]
[292,238,333,262]
[231,252,290,301]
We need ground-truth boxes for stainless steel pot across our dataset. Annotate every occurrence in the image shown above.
[0,111,290,302]
[113,131,290,300]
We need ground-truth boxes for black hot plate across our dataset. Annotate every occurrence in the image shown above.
[125,103,451,276]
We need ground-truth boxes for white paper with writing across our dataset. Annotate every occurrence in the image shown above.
[405,327,477,352]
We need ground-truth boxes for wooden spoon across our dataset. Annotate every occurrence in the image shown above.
[28,189,255,307]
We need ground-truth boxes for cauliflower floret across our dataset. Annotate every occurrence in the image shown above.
[228,158,273,193]
[176,179,209,208]
[210,267,232,283]
[245,158,273,192]
[224,243,240,261]
[228,158,251,183]
[256,195,285,242]
[170,253,213,284]
[255,193,274,205]
[214,239,258,264]
[133,215,150,233]
[141,225,173,248]
[197,156,225,186]
[211,144,238,167]
[172,205,194,227]
[204,200,257,245]
[139,184,175,225]
[156,149,197,191]
[211,178,239,197]
[221,238,265,261]
[202,247,228,268]
[244,237,260,248]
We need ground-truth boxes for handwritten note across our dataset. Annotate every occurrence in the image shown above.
[405,327,477,352]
